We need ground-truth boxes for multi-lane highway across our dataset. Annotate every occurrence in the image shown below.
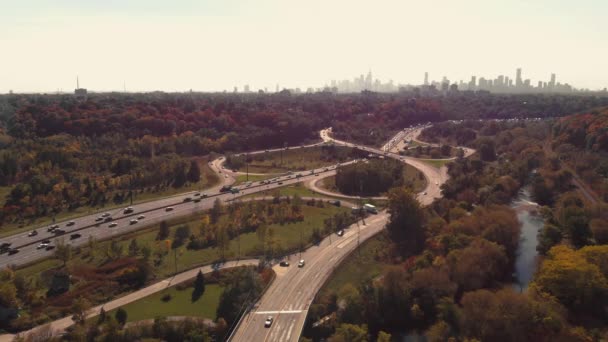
[0,125,472,342]
[228,127,471,341]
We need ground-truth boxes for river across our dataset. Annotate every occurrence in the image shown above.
[511,188,543,291]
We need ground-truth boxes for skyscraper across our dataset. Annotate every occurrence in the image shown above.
[424,72,429,86]
[516,68,522,88]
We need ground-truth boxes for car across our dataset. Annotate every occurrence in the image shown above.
[66,221,75,226]
[193,198,201,203]
[46,245,56,251]
[53,229,66,235]
[102,212,111,217]
[104,216,113,222]
[47,226,56,232]
[201,193,208,198]
[70,233,81,240]
[264,316,273,328]
[337,230,344,237]
[298,259,305,268]
[0,242,11,249]
[130,219,138,225]
[183,197,192,202]
[108,222,118,228]
[314,173,319,176]
[277,182,283,185]
[8,248,19,255]
[194,192,201,196]
[95,217,103,222]
[37,243,49,249]
[28,230,38,237]
[423,191,428,195]
[123,207,134,214]
[166,207,174,212]
[137,215,145,220]
[279,261,290,267]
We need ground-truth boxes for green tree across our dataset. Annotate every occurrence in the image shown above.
[216,224,230,260]
[329,323,368,342]
[115,307,128,326]
[537,223,562,254]
[55,239,73,267]
[386,187,425,254]
[192,270,206,302]
[157,220,170,240]
[98,307,107,324]
[71,296,92,325]
[187,160,201,184]
[128,238,139,256]
[210,198,223,224]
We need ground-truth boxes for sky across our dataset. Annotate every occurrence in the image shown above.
[1,0,607,93]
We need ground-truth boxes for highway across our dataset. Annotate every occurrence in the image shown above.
[228,127,469,341]
[0,125,471,342]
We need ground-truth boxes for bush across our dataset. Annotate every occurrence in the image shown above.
[161,293,172,302]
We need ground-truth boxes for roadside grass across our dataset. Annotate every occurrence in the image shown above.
[16,202,351,280]
[0,162,220,239]
[230,146,357,174]
[234,174,273,185]
[419,159,452,168]
[106,284,223,323]
[320,232,392,295]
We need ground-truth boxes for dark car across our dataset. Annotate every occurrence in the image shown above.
[70,233,81,240]
[28,230,38,237]
[54,229,66,235]
[46,245,56,251]
[279,261,290,267]
[8,248,19,255]
[104,216,113,222]
[0,242,11,249]
[183,197,192,202]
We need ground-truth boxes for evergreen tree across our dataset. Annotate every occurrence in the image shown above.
[192,270,206,301]
[187,160,201,184]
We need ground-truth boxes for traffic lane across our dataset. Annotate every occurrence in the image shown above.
[0,167,342,268]
[232,214,388,341]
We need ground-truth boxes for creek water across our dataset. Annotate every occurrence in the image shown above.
[511,188,543,291]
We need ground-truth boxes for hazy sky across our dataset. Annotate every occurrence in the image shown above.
[1,0,607,93]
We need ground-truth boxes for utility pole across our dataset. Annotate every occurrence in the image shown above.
[174,248,177,275]
[299,230,303,259]
[246,152,249,182]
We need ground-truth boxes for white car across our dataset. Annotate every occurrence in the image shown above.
[108,222,118,228]
[130,219,138,225]
[337,230,344,237]
[36,243,49,249]
[264,316,273,328]
[298,259,305,268]
[102,213,111,217]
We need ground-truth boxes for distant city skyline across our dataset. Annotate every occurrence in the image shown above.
[1,0,607,93]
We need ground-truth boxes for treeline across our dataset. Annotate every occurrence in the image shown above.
[0,92,605,224]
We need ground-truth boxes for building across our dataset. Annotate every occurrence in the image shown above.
[74,77,87,100]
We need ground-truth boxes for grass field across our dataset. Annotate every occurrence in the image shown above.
[419,159,453,168]
[228,146,360,174]
[16,201,351,280]
[0,161,220,239]
[234,174,273,185]
[107,284,223,323]
[320,232,392,295]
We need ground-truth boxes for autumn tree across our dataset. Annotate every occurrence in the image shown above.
[329,323,368,342]
[55,239,73,267]
[447,238,508,291]
[71,296,92,325]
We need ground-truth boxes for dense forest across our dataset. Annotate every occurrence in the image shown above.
[0,92,606,226]
[306,117,608,341]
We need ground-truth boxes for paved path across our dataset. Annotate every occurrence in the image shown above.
[3,259,259,342]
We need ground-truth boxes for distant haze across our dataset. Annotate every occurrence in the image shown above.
[1,0,607,93]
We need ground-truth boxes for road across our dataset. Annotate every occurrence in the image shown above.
[229,126,472,341]
[1,125,470,342]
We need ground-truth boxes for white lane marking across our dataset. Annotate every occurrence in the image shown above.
[254,310,303,314]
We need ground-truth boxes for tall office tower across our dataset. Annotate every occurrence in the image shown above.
[365,70,373,90]
[424,72,429,85]
[549,73,556,89]
[244,85,250,93]
[516,68,522,88]
[469,76,476,90]
[538,81,543,89]
[275,84,280,92]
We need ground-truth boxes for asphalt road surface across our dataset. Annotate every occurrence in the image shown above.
[228,126,469,341]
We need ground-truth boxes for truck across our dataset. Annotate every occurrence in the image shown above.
[364,203,377,214]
